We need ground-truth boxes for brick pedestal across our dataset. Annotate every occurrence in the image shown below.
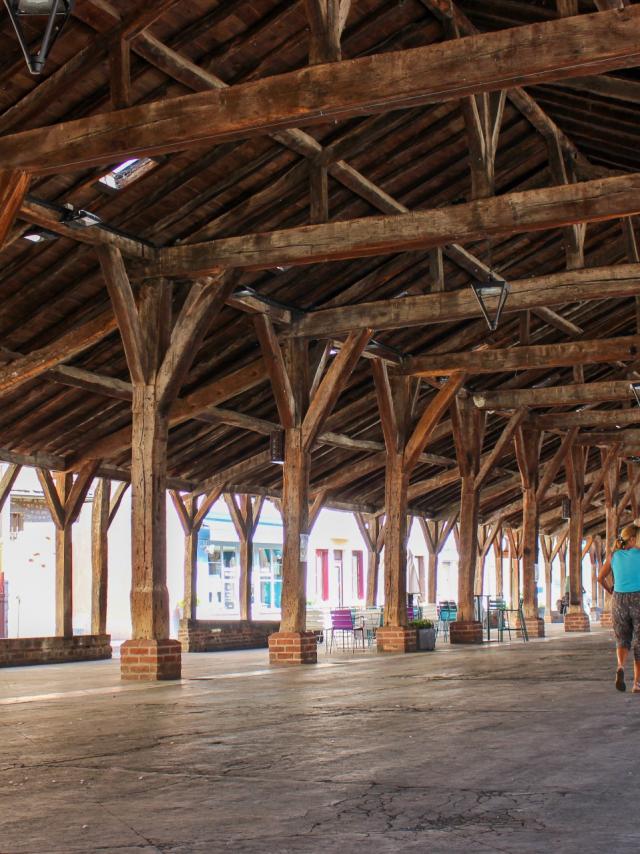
[376,626,417,653]
[120,638,182,681]
[268,631,317,665]
[449,620,483,645]
[548,610,563,624]
[521,617,545,638]
[564,611,591,633]
[600,610,613,628]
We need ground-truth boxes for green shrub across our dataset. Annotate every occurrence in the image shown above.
[408,619,434,630]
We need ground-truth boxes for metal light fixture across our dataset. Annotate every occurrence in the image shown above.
[3,0,74,75]
[631,382,640,408]
[561,498,571,520]
[471,273,510,332]
[62,204,101,229]
[269,431,285,465]
[23,226,58,243]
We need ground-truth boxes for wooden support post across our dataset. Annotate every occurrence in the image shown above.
[171,486,223,650]
[355,513,384,606]
[493,529,504,598]
[37,466,99,639]
[419,514,457,604]
[461,90,506,199]
[505,527,522,612]
[91,479,111,635]
[99,246,233,679]
[450,395,486,644]
[374,367,465,651]
[225,494,264,621]
[305,0,351,63]
[564,445,590,632]
[54,472,73,638]
[540,535,553,623]
[601,451,621,627]
[256,317,371,663]
[514,425,545,636]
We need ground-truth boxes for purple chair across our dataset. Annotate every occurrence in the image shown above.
[328,608,365,653]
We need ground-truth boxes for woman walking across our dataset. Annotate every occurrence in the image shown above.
[598,524,640,693]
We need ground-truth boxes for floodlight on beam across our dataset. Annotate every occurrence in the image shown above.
[23,225,58,243]
[61,205,101,229]
[470,274,510,332]
[631,383,640,408]
[3,0,74,75]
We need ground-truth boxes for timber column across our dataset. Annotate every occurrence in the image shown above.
[255,318,372,664]
[419,516,457,605]
[226,495,265,621]
[514,426,545,637]
[600,453,620,628]
[99,246,233,679]
[450,395,486,644]
[564,445,590,633]
[373,367,465,652]
[355,513,384,607]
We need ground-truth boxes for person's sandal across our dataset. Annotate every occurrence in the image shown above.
[632,683,640,694]
[616,668,626,692]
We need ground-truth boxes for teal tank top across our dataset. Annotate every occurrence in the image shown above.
[611,548,640,593]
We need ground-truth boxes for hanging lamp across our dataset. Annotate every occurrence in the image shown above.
[3,0,74,75]
[471,272,510,332]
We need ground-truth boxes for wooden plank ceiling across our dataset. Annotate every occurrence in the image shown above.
[1,0,640,536]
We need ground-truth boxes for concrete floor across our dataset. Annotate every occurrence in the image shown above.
[0,627,635,853]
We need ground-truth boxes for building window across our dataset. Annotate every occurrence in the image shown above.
[98,157,157,191]
[352,550,364,600]
[9,512,23,540]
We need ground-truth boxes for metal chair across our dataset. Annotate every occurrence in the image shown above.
[327,608,365,653]
[437,600,458,640]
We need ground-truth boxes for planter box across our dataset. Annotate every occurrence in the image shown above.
[416,627,436,651]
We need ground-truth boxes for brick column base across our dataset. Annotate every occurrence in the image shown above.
[450,620,483,644]
[120,639,182,681]
[268,631,317,665]
[564,611,591,633]
[521,617,545,638]
[600,611,613,628]
[376,626,417,653]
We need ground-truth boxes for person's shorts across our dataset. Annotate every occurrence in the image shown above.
[612,591,640,658]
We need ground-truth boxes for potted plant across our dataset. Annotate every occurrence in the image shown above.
[409,619,436,651]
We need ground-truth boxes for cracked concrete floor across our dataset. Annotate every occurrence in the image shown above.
[0,627,636,853]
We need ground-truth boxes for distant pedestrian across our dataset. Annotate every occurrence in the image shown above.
[598,524,640,693]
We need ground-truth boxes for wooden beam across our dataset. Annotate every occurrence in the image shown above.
[475,409,527,490]
[4,8,640,175]
[134,175,640,276]
[65,461,100,526]
[403,336,640,377]
[536,409,640,429]
[302,329,372,450]
[36,469,66,530]
[404,375,466,474]
[537,429,579,502]
[474,381,639,410]
[0,170,30,247]
[254,316,296,429]
[291,261,640,338]
[0,464,20,514]
[583,443,620,511]
[156,274,232,411]
[108,482,129,528]
[0,310,117,398]
[98,246,146,384]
